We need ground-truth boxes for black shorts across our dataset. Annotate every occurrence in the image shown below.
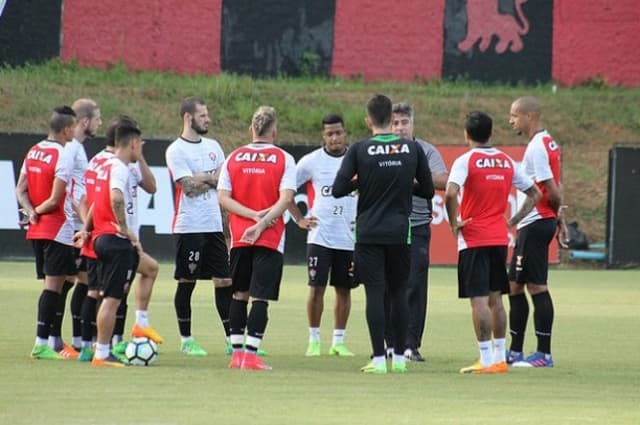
[32,239,76,279]
[508,218,557,285]
[174,233,230,281]
[86,257,100,291]
[94,234,139,300]
[307,244,356,289]
[458,246,509,298]
[72,247,88,273]
[353,243,410,288]
[230,246,283,301]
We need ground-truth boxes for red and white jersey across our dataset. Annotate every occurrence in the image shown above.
[91,157,135,240]
[517,130,562,229]
[296,147,357,250]
[218,143,296,253]
[448,147,533,251]
[165,137,226,233]
[64,138,89,230]
[81,150,115,258]
[20,140,74,245]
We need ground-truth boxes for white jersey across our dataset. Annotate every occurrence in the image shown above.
[64,138,89,230]
[165,137,226,233]
[296,147,357,251]
[88,150,143,238]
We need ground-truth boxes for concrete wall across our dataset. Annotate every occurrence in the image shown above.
[1,0,639,85]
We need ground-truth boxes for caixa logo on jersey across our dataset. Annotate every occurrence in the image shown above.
[234,151,278,163]
[367,144,410,155]
[320,185,355,197]
[475,157,512,169]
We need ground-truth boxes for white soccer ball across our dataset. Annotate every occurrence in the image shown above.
[125,337,158,366]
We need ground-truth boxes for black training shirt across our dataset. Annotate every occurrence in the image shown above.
[332,134,434,245]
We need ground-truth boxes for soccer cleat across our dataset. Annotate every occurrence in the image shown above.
[392,361,408,373]
[513,352,554,368]
[328,343,354,356]
[91,354,127,367]
[131,324,164,344]
[77,347,95,362]
[460,360,508,374]
[180,339,208,356]
[306,341,321,356]
[257,347,267,357]
[112,340,128,355]
[241,352,272,370]
[404,348,426,362]
[360,361,387,374]
[59,343,80,360]
[31,344,63,360]
[228,351,244,369]
[386,347,394,359]
[506,350,524,365]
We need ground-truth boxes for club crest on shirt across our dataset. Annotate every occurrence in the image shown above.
[208,152,217,162]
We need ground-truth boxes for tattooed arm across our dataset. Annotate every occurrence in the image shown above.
[177,170,218,197]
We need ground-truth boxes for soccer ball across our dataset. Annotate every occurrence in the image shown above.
[125,337,158,366]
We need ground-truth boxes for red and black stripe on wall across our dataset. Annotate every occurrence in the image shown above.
[1,0,639,85]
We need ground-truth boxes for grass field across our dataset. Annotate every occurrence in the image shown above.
[0,261,638,424]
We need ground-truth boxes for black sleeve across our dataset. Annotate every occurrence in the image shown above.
[413,142,435,199]
[332,144,358,198]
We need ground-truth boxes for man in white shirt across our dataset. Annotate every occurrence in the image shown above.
[165,97,231,356]
[288,114,358,357]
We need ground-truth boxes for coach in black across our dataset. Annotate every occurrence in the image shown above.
[332,94,434,374]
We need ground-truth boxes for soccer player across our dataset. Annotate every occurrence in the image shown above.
[506,97,568,368]
[88,120,144,367]
[445,111,541,374]
[288,113,358,357]
[50,98,102,359]
[165,97,231,357]
[218,106,296,371]
[332,94,434,374]
[74,116,163,362]
[388,102,449,362]
[16,105,77,360]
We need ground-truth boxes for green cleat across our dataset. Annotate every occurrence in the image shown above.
[112,341,128,355]
[31,344,63,360]
[328,343,354,356]
[392,361,408,373]
[226,342,233,355]
[306,341,321,356]
[181,339,208,356]
[77,347,95,362]
[360,361,387,374]
[257,347,266,357]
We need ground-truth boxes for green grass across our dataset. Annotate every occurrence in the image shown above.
[0,261,638,424]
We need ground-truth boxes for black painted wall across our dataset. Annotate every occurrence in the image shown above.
[442,0,553,84]
[0,0,62,66]
[221,0,336,77]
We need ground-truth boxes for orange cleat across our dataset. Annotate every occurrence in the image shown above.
[59,343,80,360]
[131,324,164,344]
